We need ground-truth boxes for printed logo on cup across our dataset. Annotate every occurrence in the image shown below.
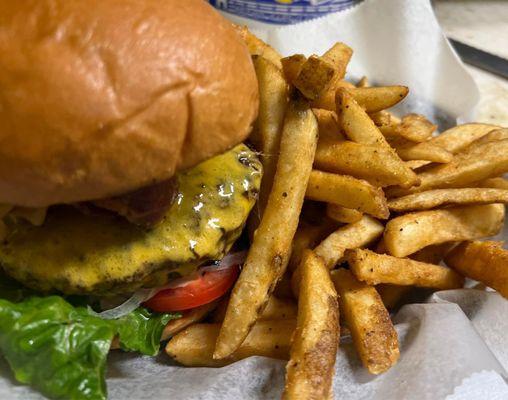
[209,0,360,24]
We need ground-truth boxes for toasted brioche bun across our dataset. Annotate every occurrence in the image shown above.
[0,0,258,207]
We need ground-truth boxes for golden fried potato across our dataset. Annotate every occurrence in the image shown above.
[167,320,295,367]
[212,295,296,322]
[281,54,307,83]
[326,203,363,224]
[215,101,318,359]
[445,241,508,298]
[314,216,384,269]
[376,284,412,310]
[347,249,464,289]
[293,56,336,100]
[383,204,505,257]
[331,269,399,374]
[350,86,409,113]
[306,170,389,219]
[284,251,339,400]
[427,123,499,153]
[388,188,508,212]
[392,114,436,142]
[314,139,419,188]
[312,109,345,141]
[388,137,453,163]
[234,25,282,68]
[387,139,508,197]
[321,42,353,80]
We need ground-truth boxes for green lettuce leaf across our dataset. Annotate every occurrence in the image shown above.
[113,308,175,356]
[0,296,114,400]
[0,295,178,400]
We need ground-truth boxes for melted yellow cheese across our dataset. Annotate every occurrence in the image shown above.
[0,145,261,294]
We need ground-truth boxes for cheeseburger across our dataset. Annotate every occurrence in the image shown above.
[0,0,260,398]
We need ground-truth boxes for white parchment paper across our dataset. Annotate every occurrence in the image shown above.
[1,0,506,399]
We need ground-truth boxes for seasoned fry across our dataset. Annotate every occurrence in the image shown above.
[326,203,363,224]
[214,101,318,359]
[321,42,353,80]
[293,56,336,100]
[357,76,369,88]
[314,216,384,269]
[167,320,295,367]
[250,56,289,222]
[314,139,419,188]
[376,284,412,310]
[336,88,392,148]
[409,242,456,264]
[312,109,345,140]
[387,139,508,197]
[281,54,306,83]
[477,177,508,190]
[388,188,508,212]
[445,241,508,298]
[427,123,499,153]
[388,137,453,163]
[347,249,464,289]
[234,25,282,68]
[466,128,508,148]
[405,160,431,170]
[311,79,355,111]
[331,269,399,374]
[289,221,336,271]
[350,86,409,113]
[212,296,297,322]
[369,110,392,127]
[283,251,339,400]
[306,170,389,219]
[384,204,505,257]
[394,114,436,142]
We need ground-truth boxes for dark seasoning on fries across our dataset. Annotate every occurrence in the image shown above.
[165,27,508,400]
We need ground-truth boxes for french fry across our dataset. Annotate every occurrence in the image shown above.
[336,88,392,148]
[392,114,436,142]
[350,86,409,113]
[314,139,419,188]
[234,25,282,68]
[314,216,384,269]
[326,203,363,224]
[369,110,392,127]
[293,56,336,100]
[347,249,464,289]
[384,204,505,257]
[212,296,297,322]
[306,170,389,219]
[477,177,508,190]
[311,79,356,111]
[445,241,508,298]
[281,54,307,83]
[387,139,508,197]
[283,251,339,400]
[321,42,353,80]
[376,284,412,310]
[405,160,431,170]
[167,320,295,367]
[250,56,289,223]
[331,269,399,374]
[409,242,456,264]
[389,137,453,163]
[289,221,336,272]
[312,109,346,141]
[466,128,508,148]
[388,188,508,212]
[357,76,369,88]
[427,123,499,153]
[214,101,318,359]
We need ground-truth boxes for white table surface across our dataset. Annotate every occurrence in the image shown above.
[434,0,508,126]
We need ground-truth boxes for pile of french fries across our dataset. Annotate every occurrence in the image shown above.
[165,26,508,399]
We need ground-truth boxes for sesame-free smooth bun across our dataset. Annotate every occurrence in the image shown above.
[0,0,258,207]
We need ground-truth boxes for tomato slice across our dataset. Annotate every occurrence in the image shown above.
[143,265,239,312]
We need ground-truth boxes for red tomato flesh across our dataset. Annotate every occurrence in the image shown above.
[143,265,239,312]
